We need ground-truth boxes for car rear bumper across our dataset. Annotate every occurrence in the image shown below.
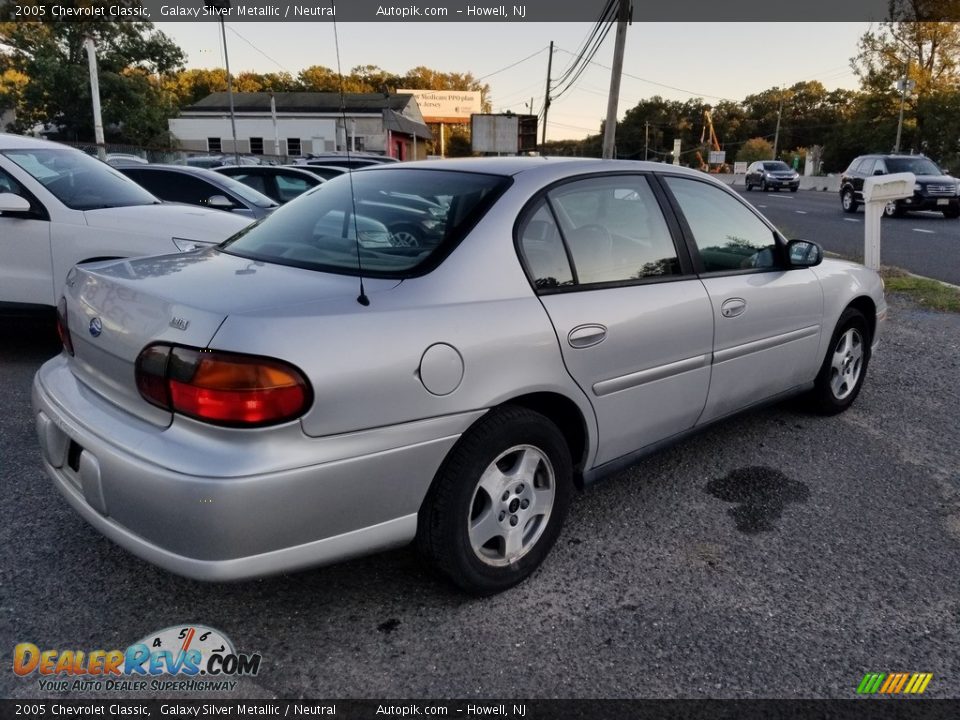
[33,355,481,581]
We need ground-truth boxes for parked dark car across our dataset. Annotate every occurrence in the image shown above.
[216,165,322,204]
[116,164,279,219]
[839,154,960,218]
[744,161,800,192]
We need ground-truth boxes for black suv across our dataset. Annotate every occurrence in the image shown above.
[840,154,960,218]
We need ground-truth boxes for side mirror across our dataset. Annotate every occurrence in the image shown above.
[787,239,823,268]
[0,192,31,213]
[206,194,234,209]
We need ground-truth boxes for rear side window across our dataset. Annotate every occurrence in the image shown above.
[222,168,509,277]
[275,173,316,202]
[665,176,778,273]
[519,175,682,290]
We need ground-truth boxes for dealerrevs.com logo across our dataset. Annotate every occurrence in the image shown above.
[13,625,261,692]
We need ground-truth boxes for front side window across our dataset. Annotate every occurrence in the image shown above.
[222,168,509,277]
[665,176,779,273]
[3,148,158,210]
[548,175,681,284]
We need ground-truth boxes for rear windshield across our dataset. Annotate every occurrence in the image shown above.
[763,162,791,171]
[221,168,509,277]
[886,157,942,175]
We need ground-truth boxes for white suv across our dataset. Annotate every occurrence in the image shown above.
[0,134,252,311]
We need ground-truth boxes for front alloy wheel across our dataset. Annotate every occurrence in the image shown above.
[883,201,903,218]
[841,188,858,213]
[809,307,871,414]
[417,406,572,595]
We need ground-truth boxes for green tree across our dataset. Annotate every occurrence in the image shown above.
[851,2,960,155]
[0,6,185,143]
[737,137,774,164]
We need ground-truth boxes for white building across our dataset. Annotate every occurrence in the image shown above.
[168,92,433,160]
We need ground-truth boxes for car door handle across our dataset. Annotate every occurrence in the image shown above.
[568,324,607,348]
[721,298,746,318]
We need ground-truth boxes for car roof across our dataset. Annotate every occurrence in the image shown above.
[365,156,713,182]
[116,163,222,178]
[0,133,82,151]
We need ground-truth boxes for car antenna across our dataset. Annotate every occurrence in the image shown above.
[332,10,369,306]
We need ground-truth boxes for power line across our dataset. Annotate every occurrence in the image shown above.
[226,25,292,75]
[475,47,550,82]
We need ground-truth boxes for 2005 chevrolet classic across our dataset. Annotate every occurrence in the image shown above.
[33,158,886,594]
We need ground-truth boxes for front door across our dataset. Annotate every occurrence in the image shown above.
[660,175,824,424]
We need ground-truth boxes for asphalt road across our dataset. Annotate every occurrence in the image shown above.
[732,186,960,286]
[2,298,959,701]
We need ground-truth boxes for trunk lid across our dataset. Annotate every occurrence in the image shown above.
[64,248,398,426]
[83,203,252,245]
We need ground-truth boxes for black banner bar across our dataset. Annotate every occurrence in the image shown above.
[3,0,955,23]
[3,700,960,720]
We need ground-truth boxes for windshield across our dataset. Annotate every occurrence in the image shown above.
[886,157,943,175]
[2,148,159,210]
[763,162,791,171]
[221,168,509,277]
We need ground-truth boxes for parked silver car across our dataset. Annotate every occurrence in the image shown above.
[33,158,886,594]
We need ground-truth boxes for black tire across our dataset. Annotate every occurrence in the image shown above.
[416,405,573,595]
[389,224,423,248]
[883,201,904,218]
[790,186,798,193]
[761,180,768,192]
[841,188,858,214]
[942,205,960,219]
[808,307,871,415]
[745,181,752,191]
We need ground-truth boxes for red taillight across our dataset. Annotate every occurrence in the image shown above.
[135,344,311,427]
[56,297,74,356]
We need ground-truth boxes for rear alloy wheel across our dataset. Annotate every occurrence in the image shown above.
[417,406,572,595]
[809,307,871,415]
[389,225,423,248]
[841,188,858,213]
[883,201,903,218]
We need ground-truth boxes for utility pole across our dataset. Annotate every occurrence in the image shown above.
[601,0,630,159]
[894,57,914,153]
[541,41,553,149]
[771,92,784,160]
[82,37,106,161]
[206,1,239,164]
[644,121,649,161]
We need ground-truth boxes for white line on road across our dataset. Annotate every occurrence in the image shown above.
[912,228,936,234]
[795,210,808,214]
[843,218,861,223]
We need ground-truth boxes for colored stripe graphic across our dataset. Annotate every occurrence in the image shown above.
[858,672,932,694]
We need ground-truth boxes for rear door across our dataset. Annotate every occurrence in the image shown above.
[518,174,714,467]
[660,175,823,424]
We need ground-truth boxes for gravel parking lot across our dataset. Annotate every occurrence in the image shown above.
[2,293,958,700]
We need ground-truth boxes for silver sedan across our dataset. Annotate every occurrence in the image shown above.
[33,158,886,595]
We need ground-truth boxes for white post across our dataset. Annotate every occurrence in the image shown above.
[861,172,915,271]
[270,93,280,159]
[83,38,106,161]
[863,203,883,271]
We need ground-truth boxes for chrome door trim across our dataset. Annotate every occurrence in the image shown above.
[592,353,711,397]
[713,325,820,365]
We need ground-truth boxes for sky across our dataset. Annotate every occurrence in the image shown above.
[154,22,874,142]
